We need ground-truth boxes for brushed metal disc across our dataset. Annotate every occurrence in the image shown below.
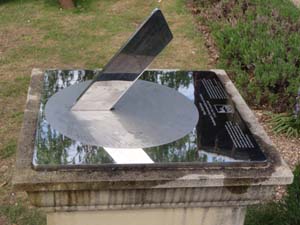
[45,80,198,148]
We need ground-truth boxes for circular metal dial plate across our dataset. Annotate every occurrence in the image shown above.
[45,80,198,148]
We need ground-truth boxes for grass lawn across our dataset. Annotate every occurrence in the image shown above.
[0,0,209,224]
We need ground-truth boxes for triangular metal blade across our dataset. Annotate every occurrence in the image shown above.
[72,8,173,111]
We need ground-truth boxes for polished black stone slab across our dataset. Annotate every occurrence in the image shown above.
[33,70,267,169]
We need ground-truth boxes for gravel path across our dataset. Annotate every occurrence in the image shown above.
[254,110,300,170]
[291,0,300,7]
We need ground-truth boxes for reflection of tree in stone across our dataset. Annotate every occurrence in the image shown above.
[36,123,71,165]
[141,70,192,90]
[76,145,112,164]
[144,130,207,163]
[34,70,113,166]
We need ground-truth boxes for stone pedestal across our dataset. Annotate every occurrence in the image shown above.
[13,69,293,225]
[47,207,246,225]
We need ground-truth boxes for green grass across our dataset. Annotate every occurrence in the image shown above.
[245,203,283,225]
[0,140,17,159]
[0,0,208,70]
[245,165,300,225]
[0,76,30,98]
[0,204,46,225]
[270,113,300,137]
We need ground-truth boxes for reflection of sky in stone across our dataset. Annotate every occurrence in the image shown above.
[178,72,194,101]
[198,151,243,163]
[33,70,242,167]
[178,82,194,101]
[155,71,194,101]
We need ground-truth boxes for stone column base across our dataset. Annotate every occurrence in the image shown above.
[47,207,246,225]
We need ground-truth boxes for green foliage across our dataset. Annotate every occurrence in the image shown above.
[280,165,300,225]
[0,203,46,225]
[245,202,283,225]
[0,140,16,159]
[194,0,300,113]
[270,113,300,137]
[245,165,300,225]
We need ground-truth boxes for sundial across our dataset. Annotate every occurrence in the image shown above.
[14,8,293,225]
[36,9,267,167]
[45,9,199,149]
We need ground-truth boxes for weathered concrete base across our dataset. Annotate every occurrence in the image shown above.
[47,207,246,225]
[14,69,293,225]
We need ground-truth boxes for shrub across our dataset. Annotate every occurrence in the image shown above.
[270,113,300,137]
[193,0,300,113]
[0,203,46,225]
[245,165,300,225]
[269,80,300,137]
[279,165,300,225]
